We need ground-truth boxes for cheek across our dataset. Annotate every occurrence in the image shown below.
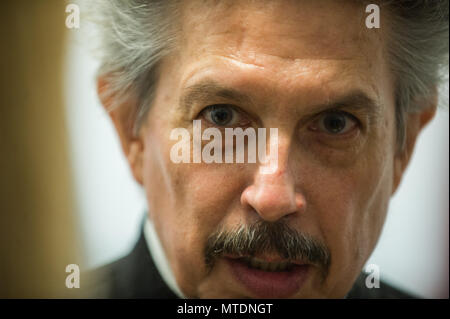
[301,136,394,294]
[141,127,252,295]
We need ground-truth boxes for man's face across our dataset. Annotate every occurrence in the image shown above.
[136,0,398,298]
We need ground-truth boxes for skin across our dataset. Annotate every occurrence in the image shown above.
[99,0,437,298]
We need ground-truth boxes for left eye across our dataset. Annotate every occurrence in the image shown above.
[312,111,359,135]
[202,104,240,126]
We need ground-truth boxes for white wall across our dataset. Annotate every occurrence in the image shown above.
[65,32,146,271]
[65,30,449,298]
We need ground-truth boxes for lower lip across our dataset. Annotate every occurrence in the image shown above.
[225,257,310,298]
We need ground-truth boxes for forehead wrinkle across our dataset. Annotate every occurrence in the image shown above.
[205,21,364,65]
[222,53,355,71]
[186,0,379,62]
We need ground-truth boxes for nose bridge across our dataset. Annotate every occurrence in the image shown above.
[241,131,304,222]
[259,127,289,175]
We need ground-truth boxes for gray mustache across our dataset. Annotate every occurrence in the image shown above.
[204,220,331,277]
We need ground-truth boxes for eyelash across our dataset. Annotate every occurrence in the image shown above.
[199,104,251,127]
[309,110,361,136]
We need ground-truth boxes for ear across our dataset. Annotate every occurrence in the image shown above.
[392,94,438,194]
[97,77,144,186]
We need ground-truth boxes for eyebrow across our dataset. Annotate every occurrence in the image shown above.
[309,91,383,124]
[179,79,382,122]
[179,81,254,116]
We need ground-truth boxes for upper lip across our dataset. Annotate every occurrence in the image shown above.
[224,254,307,266]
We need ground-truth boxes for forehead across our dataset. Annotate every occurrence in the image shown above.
[180,0,376,59]
[172,0,389,107]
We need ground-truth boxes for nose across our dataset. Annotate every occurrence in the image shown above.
[240,136,306,222]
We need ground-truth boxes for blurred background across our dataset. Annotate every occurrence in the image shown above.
[1,0,448,298]
[0,1,82,298]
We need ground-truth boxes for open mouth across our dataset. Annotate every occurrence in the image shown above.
[238,256,296,272]
[224,255,310,298]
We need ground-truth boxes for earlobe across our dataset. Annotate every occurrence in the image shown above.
[128,140,145,186]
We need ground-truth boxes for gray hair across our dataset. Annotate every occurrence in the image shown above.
[88,0,449,150]
[86,0,179,133]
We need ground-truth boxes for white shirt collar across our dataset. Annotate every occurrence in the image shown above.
[143,217,186,298]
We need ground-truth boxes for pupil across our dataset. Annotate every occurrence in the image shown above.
[324,113,346,133]
[211,106,232,125]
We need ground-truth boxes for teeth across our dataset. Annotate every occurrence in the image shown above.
[242,257,293,272]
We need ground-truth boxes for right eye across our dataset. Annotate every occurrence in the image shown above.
[201,104,247,127]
